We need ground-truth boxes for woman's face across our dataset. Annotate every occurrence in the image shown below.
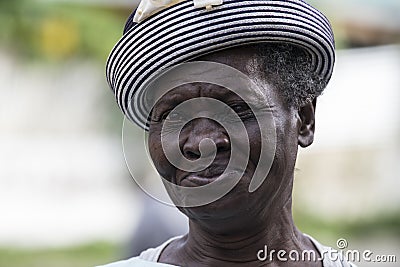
[147,46,305,224]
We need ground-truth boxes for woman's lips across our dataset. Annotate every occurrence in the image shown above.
[179,168,225,187]
[179,175,221,187]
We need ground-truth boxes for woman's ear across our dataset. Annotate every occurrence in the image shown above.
[297,98,316,148]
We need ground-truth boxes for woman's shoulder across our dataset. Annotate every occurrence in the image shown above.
[138,235,182,262]
[305,234,358,267]
[95,257,177,267]
[95,236,182,267]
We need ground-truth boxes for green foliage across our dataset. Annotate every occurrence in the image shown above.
[0,242,121,267]
[0,1,127,62]
[294,210,400,244]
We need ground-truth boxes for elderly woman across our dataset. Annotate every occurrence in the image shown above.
[99,0,356,266]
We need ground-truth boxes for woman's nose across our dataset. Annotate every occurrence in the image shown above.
[181,119,230,160]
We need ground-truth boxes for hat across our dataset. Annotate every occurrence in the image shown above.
[106,0,335,130]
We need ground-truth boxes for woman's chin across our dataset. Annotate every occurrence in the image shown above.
[179,184,252,222]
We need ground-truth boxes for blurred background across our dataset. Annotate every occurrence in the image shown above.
[0,0,399,266]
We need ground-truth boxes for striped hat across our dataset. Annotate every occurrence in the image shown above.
[106,0,335,130]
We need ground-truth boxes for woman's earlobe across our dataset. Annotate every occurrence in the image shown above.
[297,99,316,148]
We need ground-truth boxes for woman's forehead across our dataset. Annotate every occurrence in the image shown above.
[150,46,270,105]
[195,45,262,74]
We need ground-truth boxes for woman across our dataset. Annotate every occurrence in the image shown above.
[99,0,355,266]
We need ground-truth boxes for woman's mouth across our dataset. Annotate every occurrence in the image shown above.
[179,167,226,187]
[180,175,220,187]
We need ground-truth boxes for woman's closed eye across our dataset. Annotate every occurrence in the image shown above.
[228,102,254,120]
[150,108,184,123]
[165,110,186,122]
[230,103,249,113]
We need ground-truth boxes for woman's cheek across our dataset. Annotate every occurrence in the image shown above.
[148,128,177,181]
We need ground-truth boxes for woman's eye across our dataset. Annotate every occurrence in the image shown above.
[233,105,245,113]
[164,110,184,122]
[231,103,250,114]
[228,103,255,121]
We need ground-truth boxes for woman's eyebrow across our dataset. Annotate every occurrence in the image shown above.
[150,91,182,106]
[151,95,187,117]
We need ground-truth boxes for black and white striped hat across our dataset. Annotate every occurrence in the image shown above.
[106,0,335,130]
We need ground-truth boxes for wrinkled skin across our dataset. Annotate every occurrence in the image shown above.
[147,46,321,267]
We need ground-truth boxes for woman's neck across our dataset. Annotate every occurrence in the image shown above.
[184,202,301,265]
[160,198,321,267]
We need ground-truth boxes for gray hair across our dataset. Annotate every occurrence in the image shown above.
[253,43,328,108]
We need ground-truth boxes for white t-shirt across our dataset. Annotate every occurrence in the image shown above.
[96,234,357,267]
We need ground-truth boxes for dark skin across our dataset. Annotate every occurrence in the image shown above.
[148,46,321,267]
